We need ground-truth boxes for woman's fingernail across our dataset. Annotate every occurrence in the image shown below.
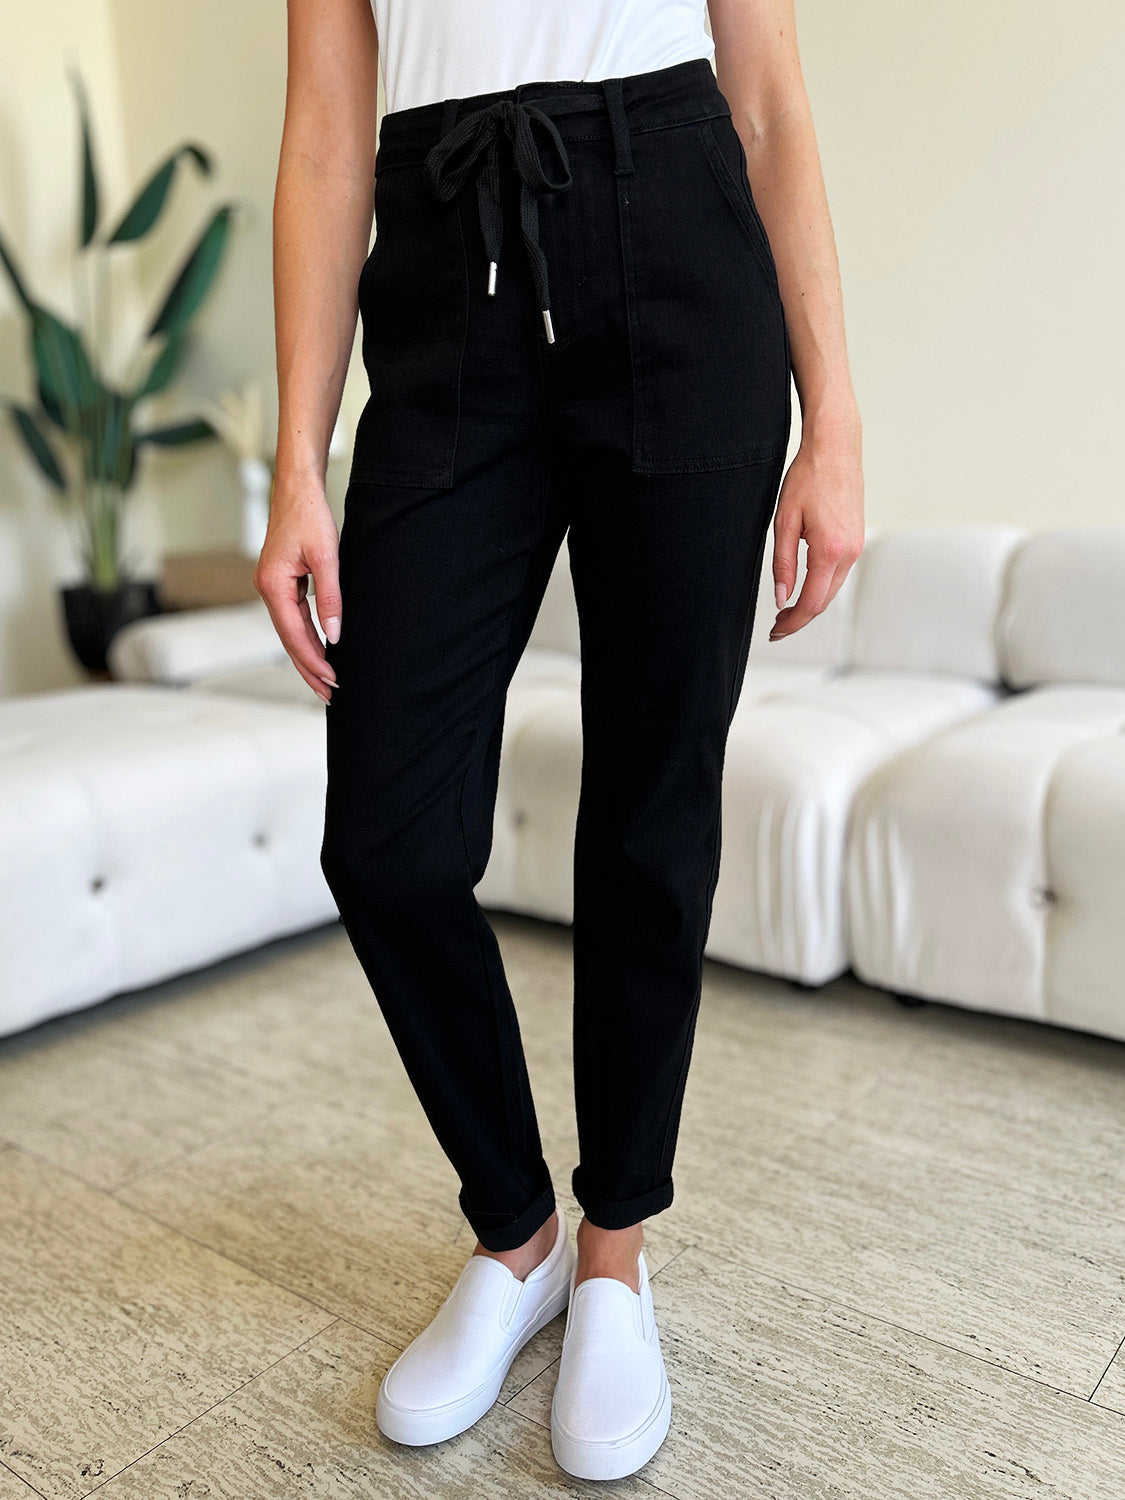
[318,672,337,686]
[774,582,787,609]
[324,616,341,644]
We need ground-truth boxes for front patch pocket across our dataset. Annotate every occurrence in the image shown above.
[620,114,792,475]
[349,166,469,489]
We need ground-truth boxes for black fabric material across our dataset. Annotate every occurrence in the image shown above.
[423,98,573,327]
[323,56,792,1251]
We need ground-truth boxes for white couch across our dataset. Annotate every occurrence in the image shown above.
[2,524,1121,1043]
[0,684,336,1037]
[845,529,1125,1038]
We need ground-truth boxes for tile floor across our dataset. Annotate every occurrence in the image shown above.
[1,913,1123,1498]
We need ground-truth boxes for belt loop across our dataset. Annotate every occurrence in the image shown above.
[439,97,458,137]
[600,77,634,176]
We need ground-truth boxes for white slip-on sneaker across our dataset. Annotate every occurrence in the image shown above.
[376,1209,574,1446]
[551,1247,672,1481]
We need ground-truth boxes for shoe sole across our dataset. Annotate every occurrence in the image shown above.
[376,1278,572,1446]
[551,1368,672,1482]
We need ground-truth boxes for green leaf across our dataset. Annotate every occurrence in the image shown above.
[79,388,135,487]
[70,68,100,248]
[134,329,188,399]
[0,223,33,310]
[37,376,66,428]
[30,304,102,424]
[120,438,138,489]
[3,400,67,489]
[135,417,217,447]
[107,144,212,244]
[146,203,234,338]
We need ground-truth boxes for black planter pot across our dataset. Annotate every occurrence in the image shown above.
[61,578,163,675]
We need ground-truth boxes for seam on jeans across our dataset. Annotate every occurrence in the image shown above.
[449,188,470,485]
[453,456,558,1209]
[633,445,791,476]
[614,159,644,474]
[456,756,538,1208]
[654,496,776,1184]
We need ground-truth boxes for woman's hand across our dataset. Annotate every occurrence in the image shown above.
[253,470,341,703]
[770,412,865,640]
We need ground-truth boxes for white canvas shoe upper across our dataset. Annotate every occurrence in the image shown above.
[377,1210,574,1446]
[551,1247,672,1480]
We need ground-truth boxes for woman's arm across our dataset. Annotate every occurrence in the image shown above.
[256,0,380,701]
[708,0,864,638]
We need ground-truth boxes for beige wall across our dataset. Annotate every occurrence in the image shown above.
[1,1,1122,694]
[798,0,1123,528]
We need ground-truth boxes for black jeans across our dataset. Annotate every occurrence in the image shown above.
[320,57,791,1251]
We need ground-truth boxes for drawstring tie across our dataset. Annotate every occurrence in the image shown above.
[423,99,573,344]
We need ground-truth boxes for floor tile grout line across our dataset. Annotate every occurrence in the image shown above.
[7,1139,359,1329]
[106,1094,300,1195]
[80,1318,345,1497]
[680,1238,1125,1412]
[807,1121,1125,1236]
[759,1097,1125,1240]
[18,1132,702,1374]
[0,1457,49,1499]
[1088,1330,1125,1403]
[0,1089,299,1204]
[502,1355,560,1406]
[105,1192,499,1360]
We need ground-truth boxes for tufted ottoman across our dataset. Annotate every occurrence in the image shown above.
[0,683,337,1038]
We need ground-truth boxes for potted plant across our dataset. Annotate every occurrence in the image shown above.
[0,68,237,673]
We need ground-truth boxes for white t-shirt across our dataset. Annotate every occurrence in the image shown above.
[371,0,715,116]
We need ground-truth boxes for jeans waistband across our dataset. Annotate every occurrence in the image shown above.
[374,57,729,172]
[374,57,729,347]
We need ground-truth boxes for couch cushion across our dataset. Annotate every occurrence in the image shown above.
[845,684,1125,1034]
[996,527,1125,688]
[1045,731,1125,1037]
[849,525,1024,682]
[478,662,996,986]
[741,668,998,745]
[0,684,335,1037]
[710,673,997,983]
[189,659,324,708]
[109,601,286,685]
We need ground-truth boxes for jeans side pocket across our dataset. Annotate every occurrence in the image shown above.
[698,116,785,319]
[349,168,469,490]
[619,118,791,476]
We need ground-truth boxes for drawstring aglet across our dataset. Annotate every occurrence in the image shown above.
[488,260,498,296]
[542,308,555,344]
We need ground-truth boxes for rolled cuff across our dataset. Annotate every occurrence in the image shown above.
[571,1163,674,1230]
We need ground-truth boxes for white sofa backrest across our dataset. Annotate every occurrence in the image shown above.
[848,525,1025,682]
[528,545,582,657]
[108,600,287,685]
[997,527,1125,688]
